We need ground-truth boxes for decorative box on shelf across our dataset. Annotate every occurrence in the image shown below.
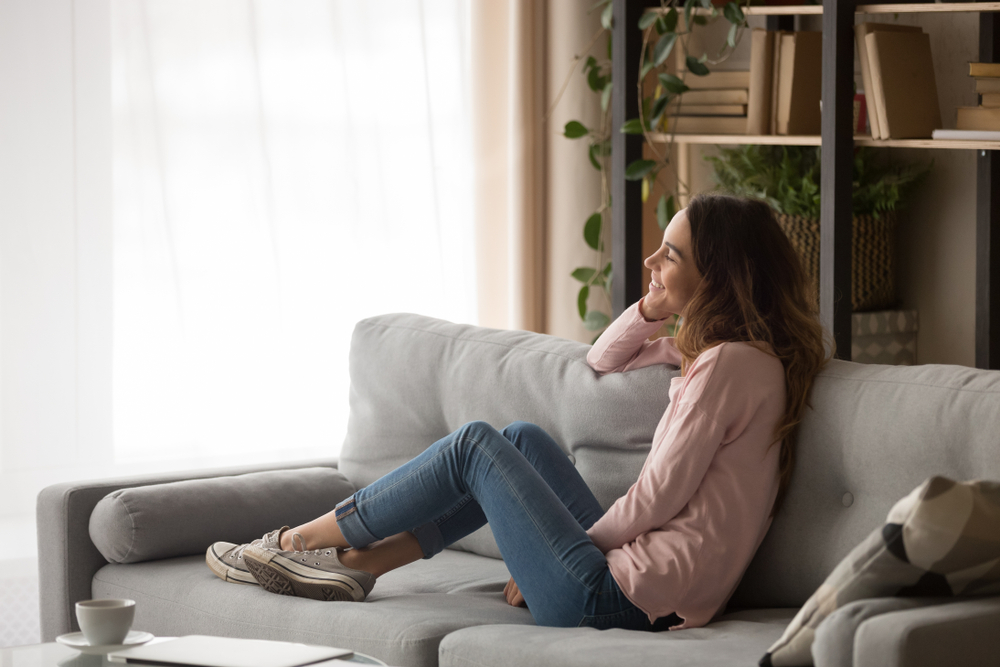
[851,310,918,365]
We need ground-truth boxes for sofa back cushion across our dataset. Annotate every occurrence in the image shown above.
[338,314,680,559]
[728,360,1000,609]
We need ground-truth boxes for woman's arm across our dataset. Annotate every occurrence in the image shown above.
[587,298,683,374]
[586,343,775,552]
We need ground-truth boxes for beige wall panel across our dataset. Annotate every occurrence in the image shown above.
[545,0,604,342]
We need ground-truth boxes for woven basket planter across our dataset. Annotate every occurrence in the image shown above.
[774,211,898,312]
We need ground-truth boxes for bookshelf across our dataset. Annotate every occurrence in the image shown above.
[610,0,1000,369]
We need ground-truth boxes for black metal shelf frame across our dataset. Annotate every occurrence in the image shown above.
[610,0,1000,369]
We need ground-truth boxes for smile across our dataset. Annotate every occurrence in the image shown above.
[650,280,665,290]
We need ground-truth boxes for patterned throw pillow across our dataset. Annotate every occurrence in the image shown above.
[760,475,1000,667]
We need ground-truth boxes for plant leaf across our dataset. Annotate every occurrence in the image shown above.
[584,310,611,331]
[578,285,590,319]
[667,194,677,221]
[723,2,744,24]
[692,15,707,26]
[642,175,650,203]
[727,23,738,48]
[583,55,597,72]
[601,2,613,30]
[684,0,695,30]
[620,118,645,135]
[686,56,710,76]
[658,73,690,95]
[656,195,668,231]
[587,66,606,92]
[655,16,668,35]
[638,11,659,29]
[603,261,612,278]
[664,8,677,32]
[650,95,670,124]
[652,33,677,67]
[572,267,597,283]
[625,159,657,181]
[584,213,602,250]
[601,81,613,112]
[588,144,601,170]
[564,121,589,138]
[640,60,655,79]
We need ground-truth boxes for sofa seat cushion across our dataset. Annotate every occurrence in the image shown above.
[92,550,531,667]
[437,608,797,667]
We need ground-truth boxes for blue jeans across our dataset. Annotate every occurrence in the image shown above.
[334,420,682,630]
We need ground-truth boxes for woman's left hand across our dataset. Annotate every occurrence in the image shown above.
[504,576,527,607]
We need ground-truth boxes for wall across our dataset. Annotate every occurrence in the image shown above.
[676,12,977,366]
[545,0,605,342]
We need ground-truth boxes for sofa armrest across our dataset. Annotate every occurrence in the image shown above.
[36,458,338,641]
[853,596,1000,667]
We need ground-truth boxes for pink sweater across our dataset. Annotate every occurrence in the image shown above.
[585,301,785,630]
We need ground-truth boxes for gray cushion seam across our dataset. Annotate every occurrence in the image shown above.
[118,494,138,563]
[818,373,1000,395]
[92,572,451,646]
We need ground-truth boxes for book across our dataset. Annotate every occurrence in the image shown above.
[108,636,353,667]
[855,22,923,140]
[932,128,1000,140]
[747,28,776,135]
[956,105,1000,131]
[969,62,1000,77]
[866,30,941,139]
[976,77,1000,94]
[676,89,749,105]
[664,115,748,134]
[776,31,823,135]
[667,104,747,116]
[678,70,751,90]
[982,93,1000,107]
[770,30,790,134]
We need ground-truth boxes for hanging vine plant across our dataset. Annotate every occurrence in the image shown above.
[561,1,614,343]
[625,0,752,232]
[561,0,751,342]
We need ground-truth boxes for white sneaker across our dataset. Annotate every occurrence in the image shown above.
[242,533,376,602]
[205,527,288,585]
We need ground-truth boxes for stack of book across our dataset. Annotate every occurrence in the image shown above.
[663,28,823,136]
[955,62,1000,131]
[855,22,941,139]
[664,71,750,134]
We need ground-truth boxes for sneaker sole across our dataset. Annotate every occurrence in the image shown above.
[205,543,259,586]
[242,545,365,602]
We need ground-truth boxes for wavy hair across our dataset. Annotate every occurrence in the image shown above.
[674,193,832,518]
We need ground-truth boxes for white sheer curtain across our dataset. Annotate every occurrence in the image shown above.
[112,0,475,465]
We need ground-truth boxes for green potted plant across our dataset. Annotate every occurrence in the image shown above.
[704,144,932,311]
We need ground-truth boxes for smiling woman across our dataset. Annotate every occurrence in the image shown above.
[111,0,476,466]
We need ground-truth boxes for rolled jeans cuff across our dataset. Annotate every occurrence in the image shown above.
[334,494,445,560]
[334,495,379,550]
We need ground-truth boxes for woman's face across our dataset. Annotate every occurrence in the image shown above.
[643,208,703,318]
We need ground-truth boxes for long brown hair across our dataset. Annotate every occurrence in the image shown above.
[673,193,832,518]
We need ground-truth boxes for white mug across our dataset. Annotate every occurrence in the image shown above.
[75,598,135,646]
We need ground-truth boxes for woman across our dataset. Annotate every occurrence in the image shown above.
[206,193,830,631]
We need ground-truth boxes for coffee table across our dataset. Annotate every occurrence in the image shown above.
[1,640,386,667]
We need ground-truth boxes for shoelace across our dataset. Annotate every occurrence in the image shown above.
[289,532,337,565]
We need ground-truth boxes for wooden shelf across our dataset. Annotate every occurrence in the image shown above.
[662,3,1000,16]
[648,132,1000,150]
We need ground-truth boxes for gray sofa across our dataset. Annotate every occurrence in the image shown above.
[38,313,1000,667]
